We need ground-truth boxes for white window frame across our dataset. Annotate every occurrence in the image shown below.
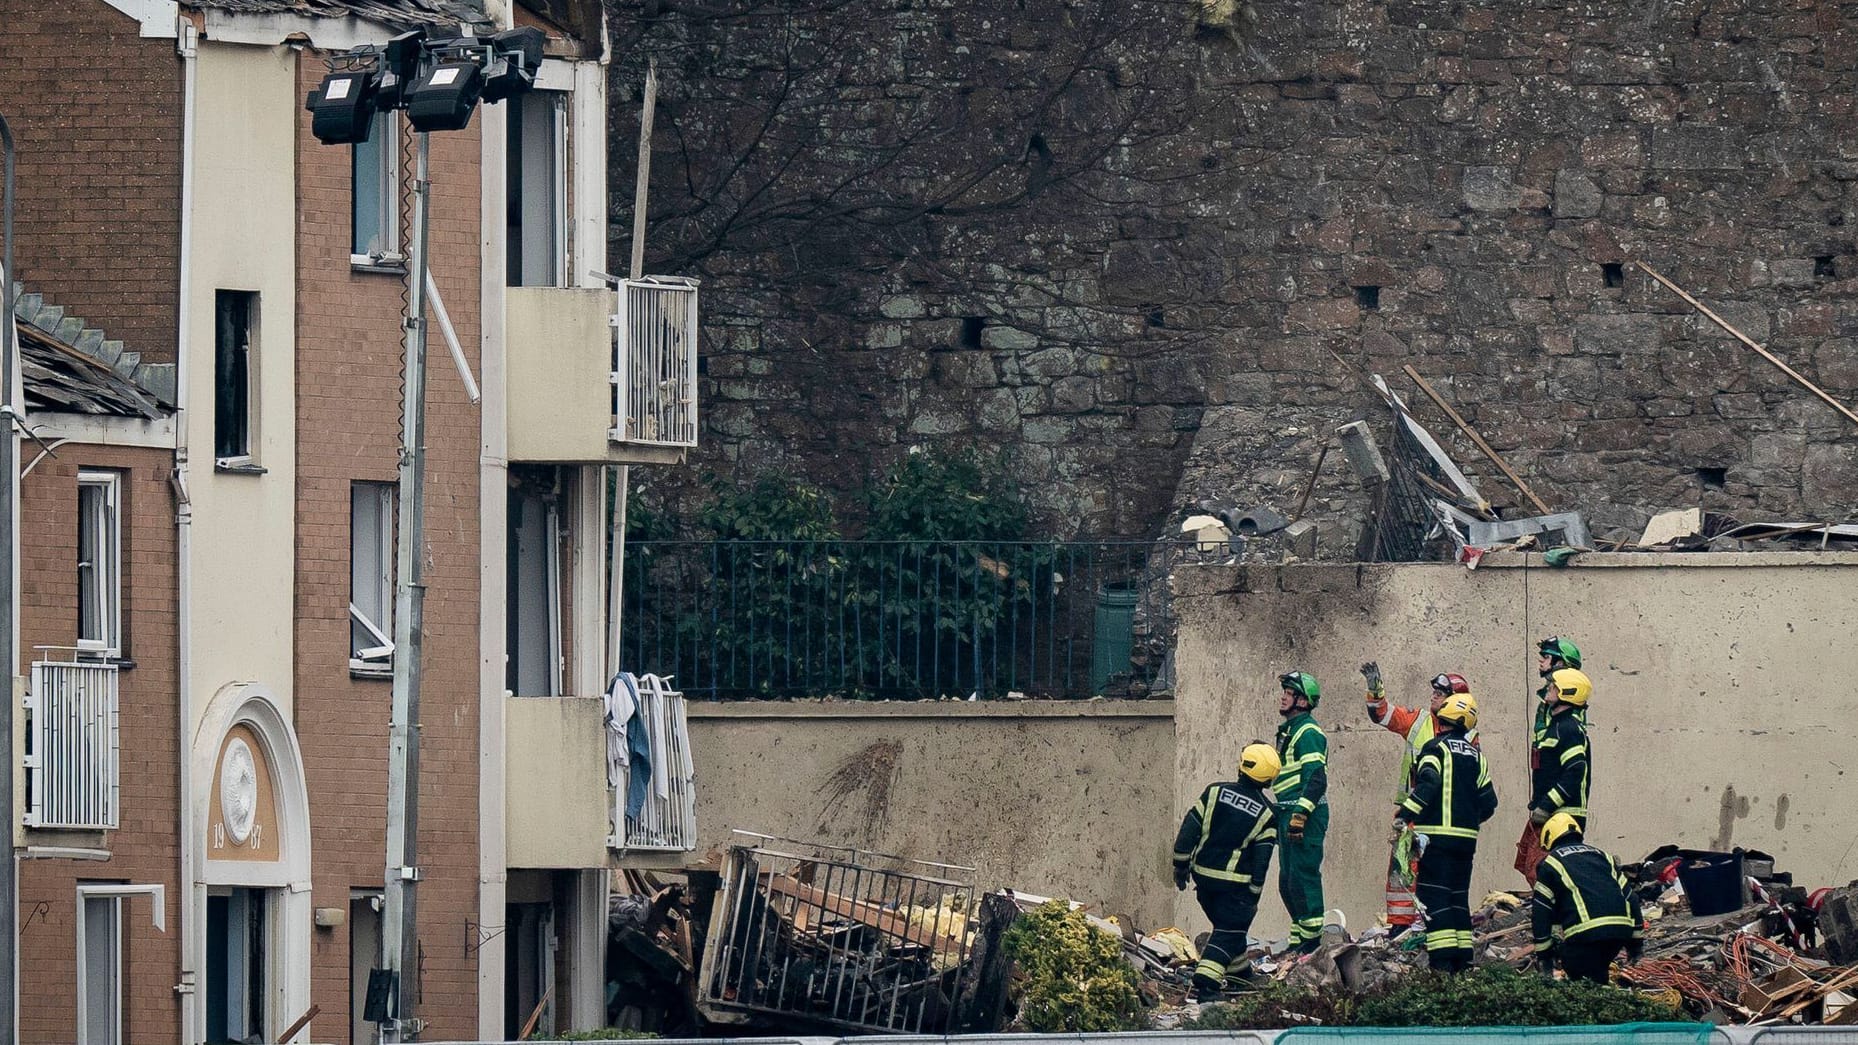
[75,883,166,1045]
[508,86,569,289]
[213,290,258,469]
[351,109,402,267]
[350,482,396,674]
[77,470,122,658]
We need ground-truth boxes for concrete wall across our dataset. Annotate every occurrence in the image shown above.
[1171,552,1858,939]
[688,700,1179,932]
[506,697,610,868]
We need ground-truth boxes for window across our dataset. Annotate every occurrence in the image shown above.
[77,893,122,1045]
[350,892,384,1045]
[352,110,400,262]
[77,471,122,657]
[507,90,565,287]
[214,291,257,464]
[507,480,562,696]
[351,483,396,670]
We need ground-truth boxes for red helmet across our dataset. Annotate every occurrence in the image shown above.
[1431,672,1471,695]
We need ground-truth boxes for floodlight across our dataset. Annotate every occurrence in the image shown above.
[376,28,426,111]
[306,69,379,144]
[406,60,485,131]
[481,27,546,103]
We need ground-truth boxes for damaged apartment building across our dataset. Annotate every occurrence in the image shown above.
[1,0,700,1040]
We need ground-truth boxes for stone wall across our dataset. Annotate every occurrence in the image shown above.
[610,0,1858,548]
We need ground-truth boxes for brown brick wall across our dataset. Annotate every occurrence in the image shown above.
[16,444,182,1044]
[0,0,182,363]
[292,52,486,1043]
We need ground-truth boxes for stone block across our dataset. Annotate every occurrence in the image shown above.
[1813,338,1858,390]
[907,408,965,435]
[1803,443,1858,508]
[1581,131,1644,168]
[1283,299,1359,332]
[1770,258,1817,287]
[1648,125,1747,170]
[1462,166,1523,211]
[1693,302,1770,343]
[879,295,926,319]
[981,325,1040,352]
[1021,345,1076,378]
[976,388,1025,431]
[1573,313,1661,354]
[1049,376,1096,413]
[1553,169,1603,218]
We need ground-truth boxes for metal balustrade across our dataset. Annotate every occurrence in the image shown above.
[612,275,701,448]
[24,658,119,830]
[611,674,697,852]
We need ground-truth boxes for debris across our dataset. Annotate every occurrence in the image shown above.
[1820,882,1858,964]
[1639,508,1705,548]
[1336,420,1390,484]
[1466,511,1594,551]
[1402,364,1554,515]
[1283,519,1319,559]
[1222,506,1290,538]
[1369,373,1490,514]
[1179,514,1231,552]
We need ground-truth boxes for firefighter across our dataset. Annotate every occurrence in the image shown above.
[1172,742,1283,1000]
[1363,663,1473,933]
[1274,670,1329,954]
[1532,813,1645,984]
[1517,638,1587,880]
[1527,668,1592,856]
[1392,693,1498,973]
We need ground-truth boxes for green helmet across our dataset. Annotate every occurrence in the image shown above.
[1537,636,1582,670]
[1279,670,1321,707]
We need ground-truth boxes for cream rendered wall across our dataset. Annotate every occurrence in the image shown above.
[1171,552,1858,939]
[185,42,297,723]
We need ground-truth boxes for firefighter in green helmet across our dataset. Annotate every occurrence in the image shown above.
[1274,670,1329,954]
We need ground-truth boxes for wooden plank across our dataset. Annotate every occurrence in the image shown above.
[1402,365,1554,515]
[1636,262,1858,429]
[765,876,964,955]
[1369,374,1491,513]
[278,1004,321,1043]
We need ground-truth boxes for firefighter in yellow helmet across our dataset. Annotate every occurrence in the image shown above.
[1525,667,1593,889]
[1392,693,1498,972]
[1532,813,1645,983]
[1172,743,1282,1000]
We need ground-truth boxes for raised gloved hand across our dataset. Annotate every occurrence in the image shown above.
[1529,806,1552,826]
[1287,811,1308,842]
[1361,661,1384,699]
[1174,865,1192,891]
[1388,819,1408,847]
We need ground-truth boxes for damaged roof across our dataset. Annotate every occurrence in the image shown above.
[14,290,173,420]
[185,0,490,31]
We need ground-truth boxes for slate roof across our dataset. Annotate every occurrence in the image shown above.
[188,0,490,31]
[13,288,173,420]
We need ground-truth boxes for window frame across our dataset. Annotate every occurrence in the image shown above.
[506,87,568,289]
[76,470,123,659]
[213,290,258,467]
[351,109,402,267]
[75,882,164,1045]
[349,482,396,675]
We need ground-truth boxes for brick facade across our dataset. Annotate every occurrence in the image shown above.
[292,53,485,1042]
[16,446,182,1044]
[0,0,182,364]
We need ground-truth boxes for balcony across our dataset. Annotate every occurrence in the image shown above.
[24,659,119,831]
[505,695,610,868]
[505,280,698,467]
[609,674,696,854]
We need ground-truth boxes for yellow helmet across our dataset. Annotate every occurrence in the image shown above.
[1541,811,1582,849]
[1436,693,1477,730]
[1549,668,1592,707]
[1239,743,1282,785]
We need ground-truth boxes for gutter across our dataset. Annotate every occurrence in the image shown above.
[171,16,201,1043]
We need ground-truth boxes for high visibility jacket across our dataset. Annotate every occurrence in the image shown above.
[1172,779,1278,890]
[1274,712,1328,814]
[1396,732,1498,839]
[1369,698,1481,803]
[1531,841,1645,950]
[1530,707,1590,818]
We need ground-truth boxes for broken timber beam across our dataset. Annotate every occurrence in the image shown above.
[1402,365,1554,515]
[765,876,965,955]
[1635,261,1858,430]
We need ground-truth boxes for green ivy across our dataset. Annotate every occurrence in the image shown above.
[698,473,839,541]
[863,450,1029,542]
[550,1030,660,1041]
[1000,901,1145,1032]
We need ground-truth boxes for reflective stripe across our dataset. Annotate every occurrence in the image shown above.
[1567,914,1638,937]
[1191,865,1255,884]
[1560,744,1587,762]
[1419,825,1479,839]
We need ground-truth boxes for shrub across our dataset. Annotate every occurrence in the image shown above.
[553,1030,659,1041]
[1001,900,1145,1032]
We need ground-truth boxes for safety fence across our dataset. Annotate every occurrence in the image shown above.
[621,539,1190,700]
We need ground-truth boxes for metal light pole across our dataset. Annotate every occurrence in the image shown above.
[0,107,20,1045]
[381,127,431,1043]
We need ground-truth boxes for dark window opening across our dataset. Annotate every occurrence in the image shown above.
[214,291,256,461]
[959,316,984,349]
[1601,263,1625,288]
[1697,466,1727,489]
[1816,255,1838,279]
[1145,305,1166,329]
[1354,285,1380,310]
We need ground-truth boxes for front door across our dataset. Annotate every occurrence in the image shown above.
[206,887,269,1044]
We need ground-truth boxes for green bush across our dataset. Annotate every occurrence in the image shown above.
[1185,965,1680,1030]
[1001,900,1145,1032]
[552,1030,659,1041]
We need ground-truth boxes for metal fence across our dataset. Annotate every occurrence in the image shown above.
[613,275,700,447]
[24,657,119,830]
[622,539,1189,700]
[698,833,980,1035]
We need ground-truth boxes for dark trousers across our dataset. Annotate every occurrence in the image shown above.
[1191,879,1260,995]
[1560,934,1627,984]
[1416,835,1477,973]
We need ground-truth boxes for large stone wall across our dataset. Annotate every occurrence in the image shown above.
[610,0,1858,547]
[1172,551,1858,938]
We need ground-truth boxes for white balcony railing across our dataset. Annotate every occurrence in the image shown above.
[611,276,700,448]
[24,658,120,830]
[609,673,696,852]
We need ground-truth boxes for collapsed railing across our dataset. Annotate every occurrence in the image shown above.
[698,833,979,1034]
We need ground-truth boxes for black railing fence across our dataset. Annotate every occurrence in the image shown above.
[621,539,1190,700]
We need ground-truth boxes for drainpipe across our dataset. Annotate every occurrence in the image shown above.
[172,17,200,1044]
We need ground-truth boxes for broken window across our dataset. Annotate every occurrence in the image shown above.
[350,482,396,670]
[507,90,565,288]
[77,470,122,658]
[214,290,257,464]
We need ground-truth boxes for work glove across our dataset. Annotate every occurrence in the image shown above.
[1174,866,1192,891]
[1361,661,1384,699]
[1625,940,1643,963]
[1529,805,1552,826]
[1287,811,1308,842]
[1388,819,1408,847]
